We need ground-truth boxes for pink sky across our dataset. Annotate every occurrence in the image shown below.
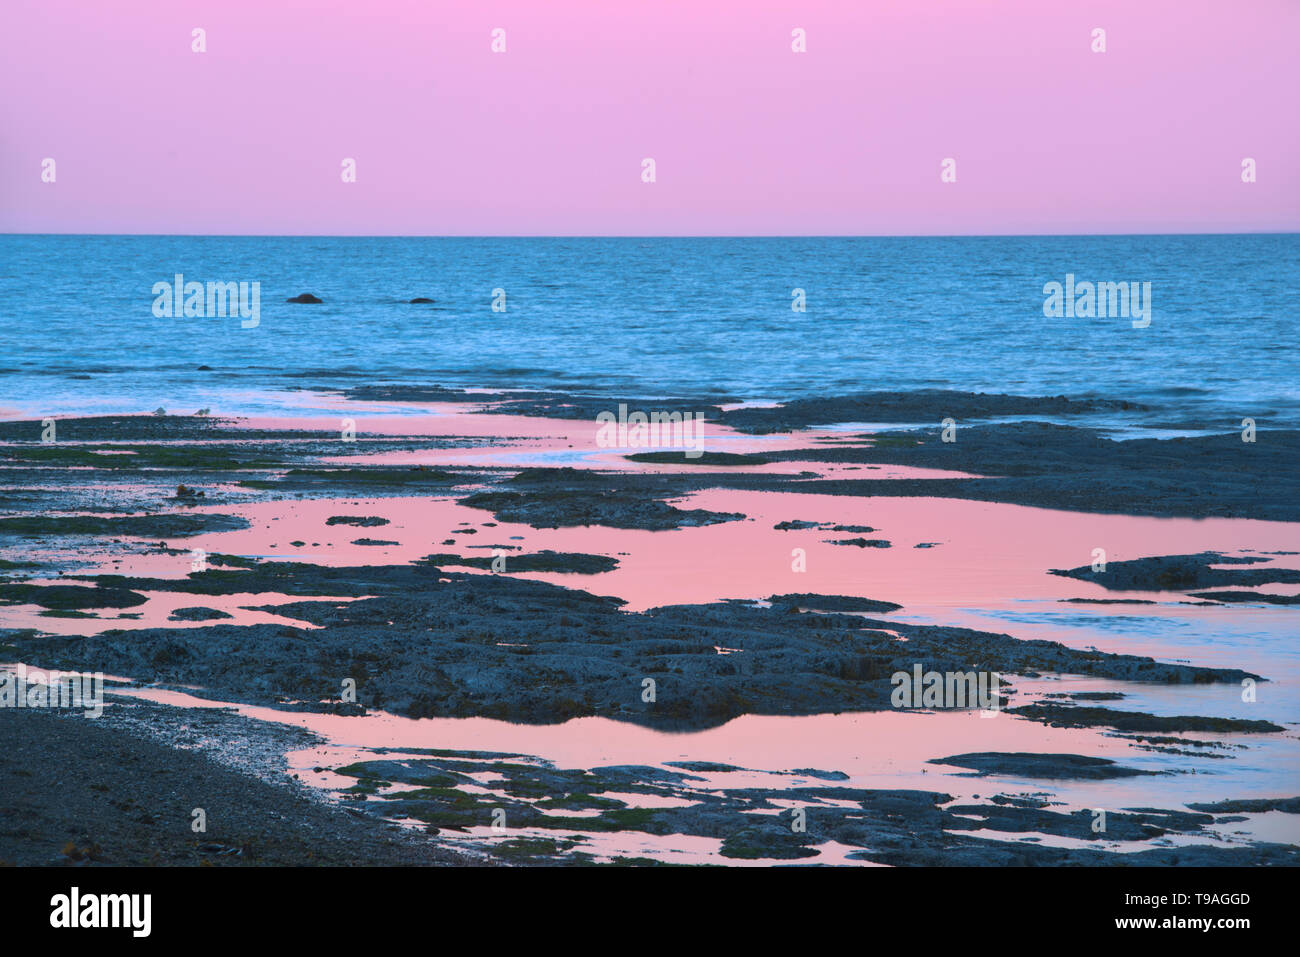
[2,0,1296,235]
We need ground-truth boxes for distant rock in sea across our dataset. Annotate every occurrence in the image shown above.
[409,297,435,304]
[286,293,323,304]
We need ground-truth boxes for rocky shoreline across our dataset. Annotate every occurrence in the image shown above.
[2,388,1298,865]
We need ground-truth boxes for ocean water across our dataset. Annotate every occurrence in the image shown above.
[1,234,1297,425]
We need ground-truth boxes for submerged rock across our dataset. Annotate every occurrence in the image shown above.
[624,451,769,466]
[0,583,146,610]
[461,467,745,531]
[0,513,249,538]
[1050,551,1300,592]
[418,550,618,574]
[826,537,891,548]
[767,593,902,614]
[930,752,1158,780]
[1186,796,1300,814]
[1009,704,1283,734]
[1187,590,1300,605]
[168,606,234,622]
[716,390,1146,434]
[325,515,391,527]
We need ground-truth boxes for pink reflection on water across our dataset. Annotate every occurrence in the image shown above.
[233,397,976,474]
[548,489,1300,612]
[113,683,1300,843]
[120,683,1125,788]
[0,585,361,635]
[49,486,1300,640]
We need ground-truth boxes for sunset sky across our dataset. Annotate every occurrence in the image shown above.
[2,0,1296,235]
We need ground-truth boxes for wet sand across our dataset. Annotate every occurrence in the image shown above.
[0,704,477,866]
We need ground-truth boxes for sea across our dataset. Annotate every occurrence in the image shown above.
[1,233,1297,427]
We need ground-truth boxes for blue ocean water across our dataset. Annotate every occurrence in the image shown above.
[1,234,1296,426]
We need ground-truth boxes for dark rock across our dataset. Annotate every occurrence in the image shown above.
[1185,797,1300,814]
[0,584,147,610]
[1009,704,1283,734]
[325,516,391,527]
[767,593,902,614]
[931,752,1157,780]
[1050,552,1300,592]
[168,607,234,622]
[716,390,1145,434]
[1186,590,1300,605]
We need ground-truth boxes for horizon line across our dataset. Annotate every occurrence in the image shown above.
[3,230,1299,240]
